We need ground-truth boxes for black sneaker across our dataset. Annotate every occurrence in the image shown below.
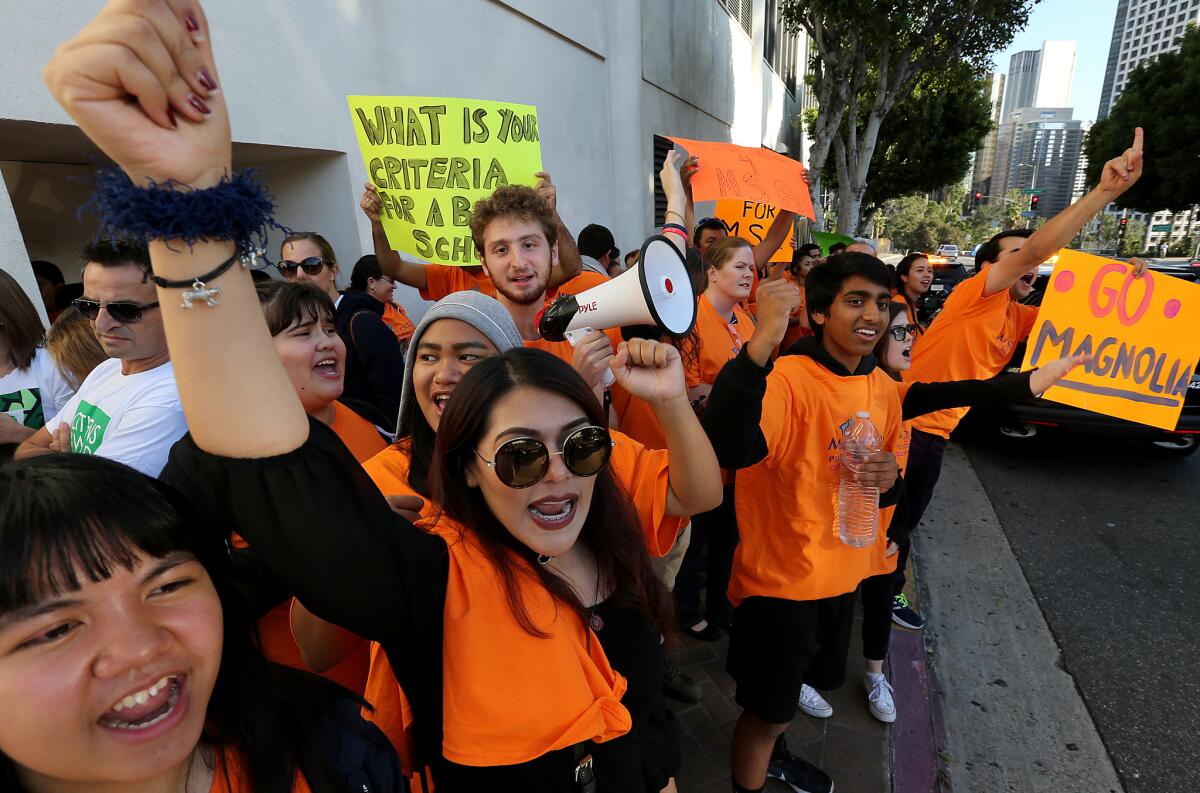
[891,593,925,630]
[766,739,834,793]
[662,659,702,703]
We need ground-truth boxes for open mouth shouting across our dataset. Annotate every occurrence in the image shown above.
[902,345,912,360]
[312,356,339,380]
[528,494,578,530]
[1019,271,1037,287]
[431,390,452,415]
[98,673,189,741]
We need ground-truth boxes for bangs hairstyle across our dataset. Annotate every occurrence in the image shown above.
[0,455,369,793]
[468,185,557,256]
[430,348,670,637]
[702,236,752,272]
[0,455,227,613]
[255,280,336,337]
[0,268,45,371]
[804,252,893,339]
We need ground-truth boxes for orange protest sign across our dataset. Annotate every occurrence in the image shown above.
[715,200,794,262]
[1022,250,1200,430]
[665,136,814,220]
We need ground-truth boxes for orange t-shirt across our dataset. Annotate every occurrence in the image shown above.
[609,383,667,450]
[551,270,610,297]
[686,294,756,389]
[431,517,630,766]
[419,264,496,301]
[903,265,1038,438]
[780,283,809,352]
[329,401,388,462]
[382,302,416,343]
[210,746,311,792]
[730,355,904,604]
[255,404,382,695]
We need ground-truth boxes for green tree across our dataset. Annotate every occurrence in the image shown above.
[821,61,994,234]
[1084,24,1200,213]
[782,0,1036,234]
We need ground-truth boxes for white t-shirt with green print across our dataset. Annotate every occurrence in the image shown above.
[49,358,188,476]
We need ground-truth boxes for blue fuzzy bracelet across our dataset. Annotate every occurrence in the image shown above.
[82,168,288,257]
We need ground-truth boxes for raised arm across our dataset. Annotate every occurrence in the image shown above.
[680,155,699,243]
[610,338,722,516]
[984,128,1144,297]
[659,150,688,256]
[361,182,429,290]
[535,171,583,288]
[901,354,1090,420]
[44,0,445,643]
[753,209,796,270]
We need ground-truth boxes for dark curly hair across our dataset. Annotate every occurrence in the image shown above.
[468,185,557,256]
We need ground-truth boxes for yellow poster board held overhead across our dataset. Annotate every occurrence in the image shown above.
[347,96,543,265]
[715,200,794,263]
[1022,250,1200,430]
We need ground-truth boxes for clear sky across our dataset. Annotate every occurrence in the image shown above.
[991,0,1120,124]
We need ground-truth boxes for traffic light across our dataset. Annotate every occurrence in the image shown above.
[1118,216,1129,246]
[973,191,982,206]
[1030,195,1039,211]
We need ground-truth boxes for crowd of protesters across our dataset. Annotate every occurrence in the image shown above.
[0,4,1148,793]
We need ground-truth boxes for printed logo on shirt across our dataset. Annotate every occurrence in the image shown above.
[825,417,854,468]
[1,387,43,428]
[71,400,112,455]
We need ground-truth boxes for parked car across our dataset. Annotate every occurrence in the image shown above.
[936,244,960,259]
[958,260,1200,457]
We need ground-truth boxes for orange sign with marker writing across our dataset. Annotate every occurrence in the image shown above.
[715,200,795,262]
[1022,250,1200,430]
[665,136,815,220]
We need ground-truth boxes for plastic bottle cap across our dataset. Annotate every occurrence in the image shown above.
[856,411,869,418]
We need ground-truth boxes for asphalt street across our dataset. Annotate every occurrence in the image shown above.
[957,429,1200,793]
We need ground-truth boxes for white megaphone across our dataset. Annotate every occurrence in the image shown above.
[538,235,697,386]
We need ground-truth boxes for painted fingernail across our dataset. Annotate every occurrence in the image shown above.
[188,93,212,115]
[197,68,218,92]
[185,13,206,41]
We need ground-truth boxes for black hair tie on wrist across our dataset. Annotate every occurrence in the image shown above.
[150,249,252,309]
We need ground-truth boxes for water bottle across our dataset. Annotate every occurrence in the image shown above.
[837,411,882,547]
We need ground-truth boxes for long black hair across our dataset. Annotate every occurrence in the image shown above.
[0,455,361,793]
[429,348,671,637]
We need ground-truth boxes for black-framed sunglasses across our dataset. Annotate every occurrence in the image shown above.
[475,425,614,489]
[885,324,919,342]
[72,298,160,324]
[276,257,330,277]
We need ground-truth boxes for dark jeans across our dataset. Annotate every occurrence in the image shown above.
[860,570,895,661]
[674,483,737,628]
[889,429,948,592]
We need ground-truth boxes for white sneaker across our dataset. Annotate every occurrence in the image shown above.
[797,683,833,718]
[864,674,896,723]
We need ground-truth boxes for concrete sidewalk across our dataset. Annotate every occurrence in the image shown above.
[668,569,940,792]
[916,445,1124,793]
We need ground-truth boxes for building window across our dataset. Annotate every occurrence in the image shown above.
[718,0,753,35]
[764,0,799,95]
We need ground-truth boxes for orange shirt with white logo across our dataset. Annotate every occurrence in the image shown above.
[902,265,1037,439]
[730,355,903,604]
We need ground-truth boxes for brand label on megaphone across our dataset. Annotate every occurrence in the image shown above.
[579,300,600,315]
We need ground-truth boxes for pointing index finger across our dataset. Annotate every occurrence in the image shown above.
[1132,126,1143,153]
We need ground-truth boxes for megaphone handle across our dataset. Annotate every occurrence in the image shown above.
[563,327,616,388]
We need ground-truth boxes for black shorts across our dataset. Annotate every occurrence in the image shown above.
[726,590,859,724]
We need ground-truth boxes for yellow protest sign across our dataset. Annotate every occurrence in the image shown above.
[1022,250,1200,430]
[347,96,543,265]
[715,200,794,262]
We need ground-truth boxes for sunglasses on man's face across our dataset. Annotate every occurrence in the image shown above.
[276,257,330,278]
[73,298,160,324]
[475,425,614,489]
[885,324,919,342]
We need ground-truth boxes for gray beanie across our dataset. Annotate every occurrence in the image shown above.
[396,290,524,433]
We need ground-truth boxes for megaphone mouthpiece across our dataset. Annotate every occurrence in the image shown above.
[537,293,580,342]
